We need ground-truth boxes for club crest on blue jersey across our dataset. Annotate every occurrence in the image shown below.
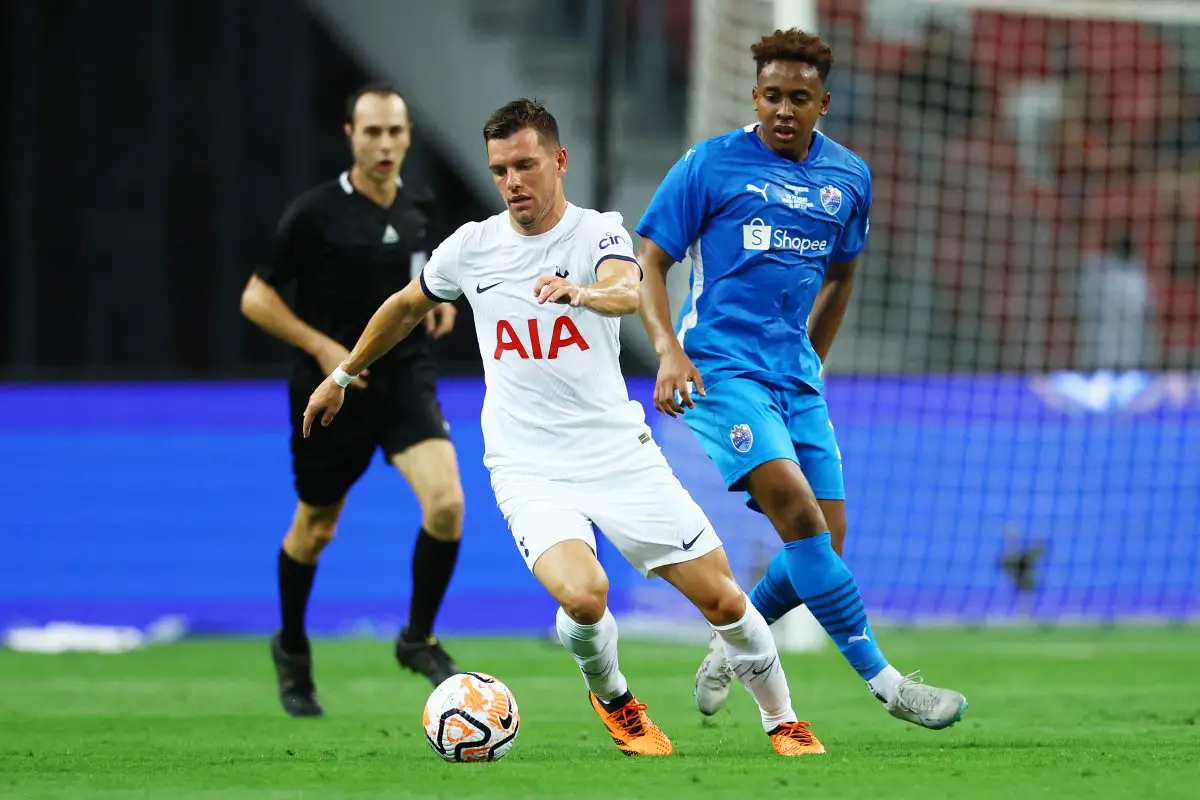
[729,423,754,453]
[820,186,843,215]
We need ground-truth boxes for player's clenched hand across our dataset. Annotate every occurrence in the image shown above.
[534,275,582,306]
[655,347,706,417]
[302,376,346,438]
[424,302,457,339]
[314,341,368,389]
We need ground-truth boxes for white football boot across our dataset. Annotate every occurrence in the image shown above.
[694,629,734,716]
[881,671,969,730]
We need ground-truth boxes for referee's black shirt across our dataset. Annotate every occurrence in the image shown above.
[257,171,434,387]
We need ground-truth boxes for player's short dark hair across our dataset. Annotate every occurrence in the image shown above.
[482,98,561,148]
[752,28,834,83]
[345,82,404,126]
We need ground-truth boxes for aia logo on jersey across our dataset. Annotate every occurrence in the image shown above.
[495,317,590,360]
[729,423,754,453]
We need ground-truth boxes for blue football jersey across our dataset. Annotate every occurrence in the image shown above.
[636,125,872,394]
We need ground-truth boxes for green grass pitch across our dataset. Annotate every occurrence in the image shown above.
[2,628,1197,799]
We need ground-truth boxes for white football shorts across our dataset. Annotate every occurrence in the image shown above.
[490,445,720,578]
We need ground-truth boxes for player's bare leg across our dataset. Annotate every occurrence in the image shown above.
[534,540,672,756]
[390,440,465,685]
[695,497,847,716]
[743,460,967,729]
[656,549,824,755]
[273,498,347,718]
[820,499,847,556]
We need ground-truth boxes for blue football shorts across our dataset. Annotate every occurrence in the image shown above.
[682,376,845,505]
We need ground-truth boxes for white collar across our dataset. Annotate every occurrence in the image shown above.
[339,170,402,194]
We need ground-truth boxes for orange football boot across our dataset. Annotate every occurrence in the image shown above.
[589,692,674,756]
[768,721,826,756]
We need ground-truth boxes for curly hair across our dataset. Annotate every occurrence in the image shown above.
[751,28,834,83]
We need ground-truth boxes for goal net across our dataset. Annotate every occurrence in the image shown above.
[619,0,1200,641]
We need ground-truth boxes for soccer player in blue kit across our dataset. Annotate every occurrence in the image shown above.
[636,28,968,737]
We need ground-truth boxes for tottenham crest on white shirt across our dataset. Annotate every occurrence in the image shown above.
[420,203,649,480]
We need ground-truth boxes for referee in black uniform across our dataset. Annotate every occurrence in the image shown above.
[241,83,465,718]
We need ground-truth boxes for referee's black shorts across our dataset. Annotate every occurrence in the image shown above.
[287,354,450,507]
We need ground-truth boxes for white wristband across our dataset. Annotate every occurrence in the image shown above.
[331,365,356,388]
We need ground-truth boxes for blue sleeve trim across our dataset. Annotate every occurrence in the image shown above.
[594,254,643,280]
[419,270,454,303]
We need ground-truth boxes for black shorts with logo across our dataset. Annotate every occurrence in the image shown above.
[287,354,449,507]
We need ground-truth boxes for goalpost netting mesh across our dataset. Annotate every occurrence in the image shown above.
[621,0,1200,637]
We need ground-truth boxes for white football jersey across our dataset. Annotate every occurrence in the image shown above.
[421,203,650,480]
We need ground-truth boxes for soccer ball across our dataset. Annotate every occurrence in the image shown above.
[422,672,520,763]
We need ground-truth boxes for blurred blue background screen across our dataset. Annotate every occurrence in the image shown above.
[5,373,1196,634]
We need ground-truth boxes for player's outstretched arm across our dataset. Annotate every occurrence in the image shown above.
[343,277,438,374]
[301,277,437,436]
[637,238,705,417]
[808,258,858,363]
[534,259,640,317]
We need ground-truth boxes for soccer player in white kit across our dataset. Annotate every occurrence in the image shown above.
[302,99,823,757]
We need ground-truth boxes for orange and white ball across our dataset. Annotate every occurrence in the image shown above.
[422,672,520,763]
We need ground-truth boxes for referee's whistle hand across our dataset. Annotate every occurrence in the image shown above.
[424,303,457,339]
[301,377,346,438]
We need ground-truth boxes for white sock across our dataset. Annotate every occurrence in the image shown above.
[712,597,797,732]
[555,607,629,704]
[868,665,904,704]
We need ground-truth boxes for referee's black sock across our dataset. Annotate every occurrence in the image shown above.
[405,528,460,642]
[278,548,317,655]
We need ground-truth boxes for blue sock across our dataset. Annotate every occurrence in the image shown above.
[781,533,889,682]
[748,550,800,624]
